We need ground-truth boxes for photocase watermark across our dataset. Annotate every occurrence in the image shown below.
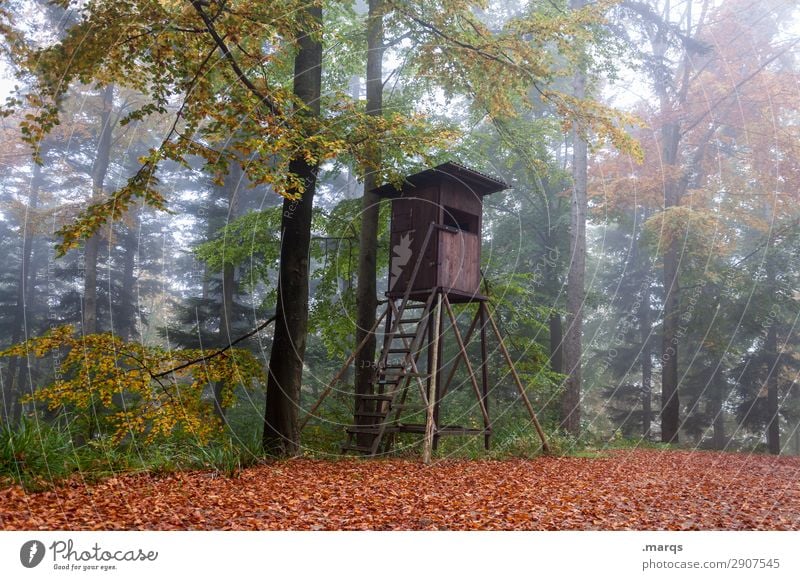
[20,540,46,568]
[18,538,158,573]
[358,356,416,370]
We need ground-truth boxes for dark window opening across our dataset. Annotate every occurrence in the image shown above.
[443,206,478,234]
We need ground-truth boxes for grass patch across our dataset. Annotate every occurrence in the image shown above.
[0,415,269,491]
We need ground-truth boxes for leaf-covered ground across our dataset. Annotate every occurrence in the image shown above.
[1,450,798,530]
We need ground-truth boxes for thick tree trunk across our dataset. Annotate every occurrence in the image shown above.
[263,7,322,457]
[83,84,114,335]
[561,2,587,435]
[660,123,681,444]
[354,0,384,443]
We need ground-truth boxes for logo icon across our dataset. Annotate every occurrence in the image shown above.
[20,540,46,568]
[390,232,413,290]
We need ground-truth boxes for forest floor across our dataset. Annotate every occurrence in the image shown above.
[1,449,798,530]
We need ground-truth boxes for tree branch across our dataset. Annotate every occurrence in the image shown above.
[680,38,800,138]
[189,0,279,115]
[152,313,276,379]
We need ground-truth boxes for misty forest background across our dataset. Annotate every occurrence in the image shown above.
[1,0,799,486]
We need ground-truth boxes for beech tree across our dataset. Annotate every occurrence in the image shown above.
[353,0,384,441]
[261,4,323,457]
[562,0,588,436]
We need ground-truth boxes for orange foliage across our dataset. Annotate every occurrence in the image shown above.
[1,450,798,530]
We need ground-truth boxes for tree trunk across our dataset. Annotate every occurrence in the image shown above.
[263,6,322,457]
[793,424,800,456]
[561,0,587,435]
[765,315,780,455]
[14,221,46,423]
[711,393,726,450]
[214,162,241,422]
[3,159,42,425]
[118,207,139,341]
[763,232,781,455]
[549,312,563,375]
[660,215,680,442]
[640,266,653,439]
[660,123,681,443]
[83,84,115,335]
[546,248,563,375]
[83,237,99,335]
[354,0,384,444]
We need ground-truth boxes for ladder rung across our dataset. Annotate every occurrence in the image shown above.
[354,393,393,401]
[387,348,413,354]
[400,318,423,324]
[393,333,416,339]
[354,411,389,418]
[380,373,427,380]
[346,426,383,435]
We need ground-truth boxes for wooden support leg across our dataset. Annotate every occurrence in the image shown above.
[432,299,445,451]
[480,302,490,451]
[423,293,442,465]
[486,305,550,454]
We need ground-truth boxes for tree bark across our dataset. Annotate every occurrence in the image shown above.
[764,237,781,455]
[214,162,241,422]
[118,207,139,341]
[354,0,384,443]
[561,0,587,435]
[660,122,681,444]
[262,6,322,457]
[83,84,114,335]
[549,312,563,375]
[640,265,653,439]
[711,393,726,450]
[765,323,780,454]
[3,158,42,425]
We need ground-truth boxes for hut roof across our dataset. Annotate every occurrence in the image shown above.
[371,161,507,198]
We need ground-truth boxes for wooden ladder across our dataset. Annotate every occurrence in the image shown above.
[341,223,441,456]
[341,289,436,456]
